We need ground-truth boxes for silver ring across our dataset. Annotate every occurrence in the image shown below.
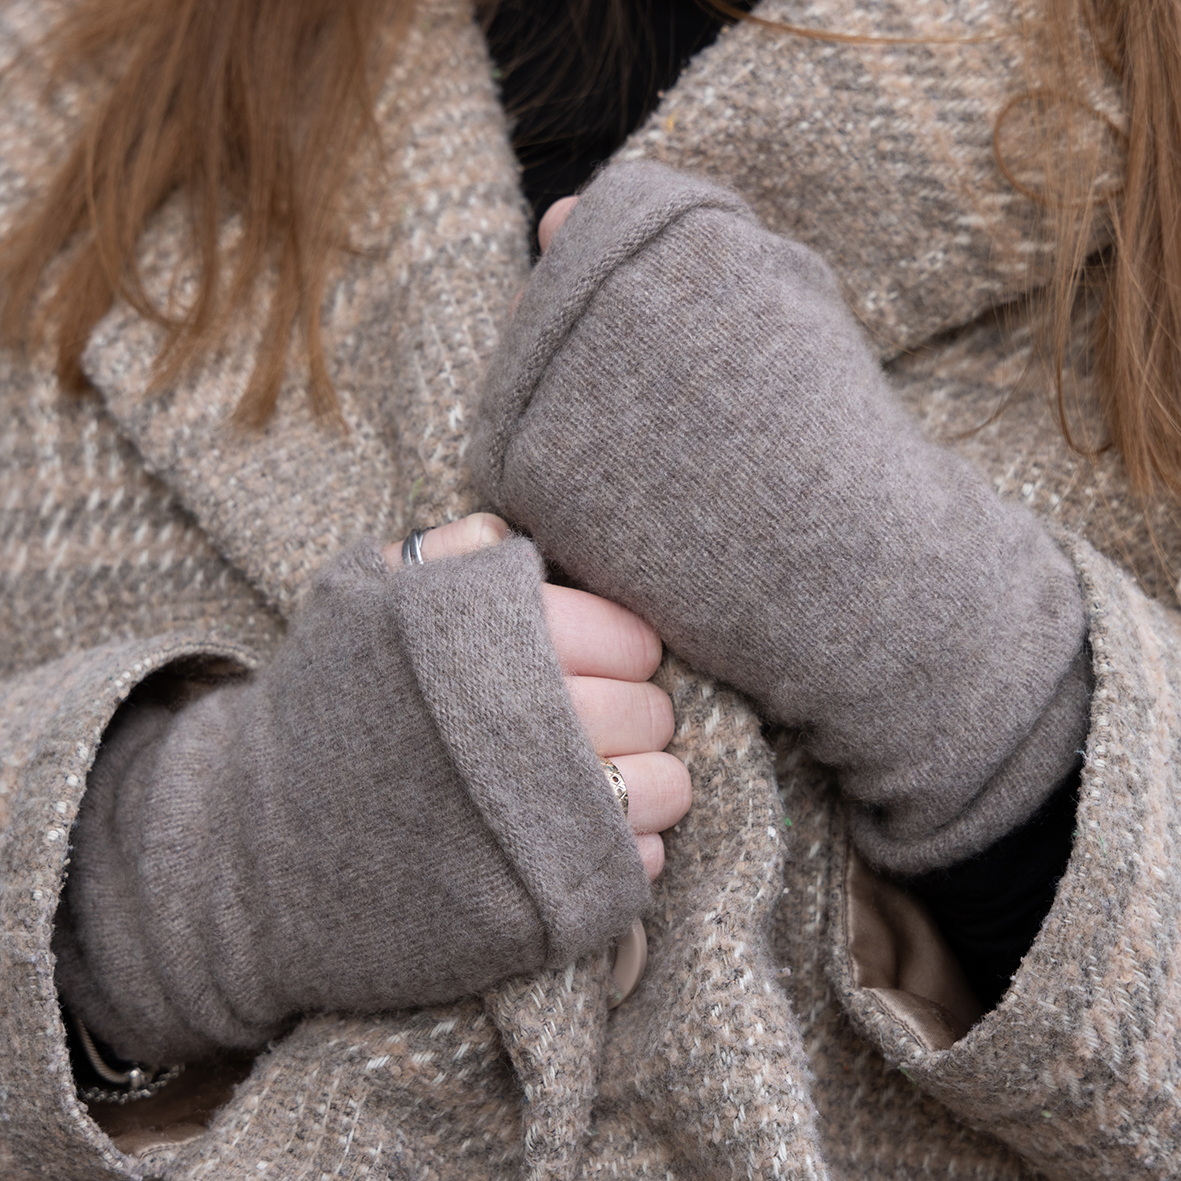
[600,760,628,816]
[401,528,428,567]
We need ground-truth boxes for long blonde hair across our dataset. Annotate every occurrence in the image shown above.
[0,0,409,426]
[1084,0,1181,502]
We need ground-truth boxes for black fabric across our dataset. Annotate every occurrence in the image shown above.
[482,0,753,242]
[905,766,1081,1010]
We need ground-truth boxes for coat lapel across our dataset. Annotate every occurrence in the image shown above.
[82,0,529,617]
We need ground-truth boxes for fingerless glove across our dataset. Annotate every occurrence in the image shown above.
[473,161,1091,877]
[54,539,648,1064]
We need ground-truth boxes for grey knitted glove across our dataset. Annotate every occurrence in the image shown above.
[53,538,648,1065]
[473,161,1091,877]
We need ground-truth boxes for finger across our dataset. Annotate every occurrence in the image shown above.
[566,676,674,755]
[421,514,510,560]
[634,833,665,881]
[607,751,691,835]
[542,584,661,681]
[538,195,579,252]
[383,514,509,570]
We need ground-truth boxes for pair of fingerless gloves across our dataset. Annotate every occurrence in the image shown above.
[57,162,1089,1066]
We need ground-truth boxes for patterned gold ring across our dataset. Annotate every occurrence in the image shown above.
[600,759,628,816]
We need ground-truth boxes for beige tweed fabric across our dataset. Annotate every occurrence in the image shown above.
[618,0,1123,361]
[77,0,528,617]
[831,536,1181,1177]
[2,0,1180,1178]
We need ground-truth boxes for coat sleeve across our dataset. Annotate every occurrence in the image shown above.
[829,534,1181,1180]
[0,634,262,1179]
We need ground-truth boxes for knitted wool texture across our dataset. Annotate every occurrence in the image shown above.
[4,0,1181,1176]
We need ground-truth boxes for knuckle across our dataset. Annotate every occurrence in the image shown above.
[621,614,663,680]
[661,754,692,810]
[636,833,664,880]
[465,512,508,550]
[420,520,460,559]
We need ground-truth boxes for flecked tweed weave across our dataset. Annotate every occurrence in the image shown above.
[1,0,1179,1178]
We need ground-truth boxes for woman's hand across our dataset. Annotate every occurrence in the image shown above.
[386,514,691,880]
[60,524,664,1062]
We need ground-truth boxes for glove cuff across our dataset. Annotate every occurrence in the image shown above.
[472,160,755,499]
[392,536,650,965]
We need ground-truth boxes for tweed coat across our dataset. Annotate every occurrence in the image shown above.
[2,0,1180,1177]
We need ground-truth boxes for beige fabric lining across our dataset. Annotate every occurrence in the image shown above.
[843,836,985,1051]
